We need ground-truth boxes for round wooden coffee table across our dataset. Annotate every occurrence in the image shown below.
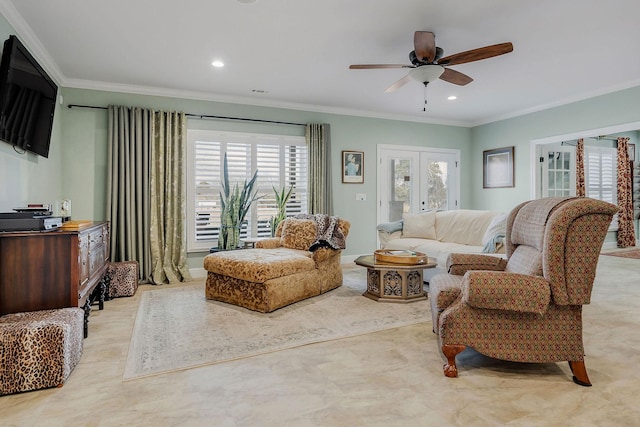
[354,254,437,303]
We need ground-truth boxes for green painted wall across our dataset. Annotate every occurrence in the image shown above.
[470,87,640,212]
[59,88,472,269]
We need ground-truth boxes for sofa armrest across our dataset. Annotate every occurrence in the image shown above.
[446,253,507,276]
[255,238,282,249]
[461,271,550,315]
[312,247,341,265]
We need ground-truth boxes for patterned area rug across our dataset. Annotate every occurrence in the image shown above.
[602,249,640,259]
[123,267,430,380]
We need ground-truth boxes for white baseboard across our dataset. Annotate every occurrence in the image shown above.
[189,267,207,279]
[341,254,366,264]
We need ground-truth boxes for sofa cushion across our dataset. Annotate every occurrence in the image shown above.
[280,218,316,250]
[204,248,315,283]
[402,210,436,239]
[435,210,499,246]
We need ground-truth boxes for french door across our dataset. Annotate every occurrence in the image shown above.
[540,144,575,197]
[377,145,460,224]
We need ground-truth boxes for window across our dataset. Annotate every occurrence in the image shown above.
[187,130,308,251]
[585,145,618,229]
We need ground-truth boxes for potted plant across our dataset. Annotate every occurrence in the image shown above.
[218,154,261,250]
[269,185,293,236]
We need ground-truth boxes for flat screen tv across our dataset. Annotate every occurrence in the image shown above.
[0,35,57,158]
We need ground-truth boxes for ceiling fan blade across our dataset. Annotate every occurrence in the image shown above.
[438,42,513,66]
[439,68,473,86]
[349,64,412,69]
[385,74,413,93]
[414,31,436,63]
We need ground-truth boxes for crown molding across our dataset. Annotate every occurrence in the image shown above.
[61,77,471,127]
[0,0,64,85]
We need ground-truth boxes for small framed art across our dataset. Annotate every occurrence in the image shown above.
[342,150,364,183]
[483,146,514,188]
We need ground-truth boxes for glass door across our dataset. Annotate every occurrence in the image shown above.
[378,146,459,224]
[541,145,575,197]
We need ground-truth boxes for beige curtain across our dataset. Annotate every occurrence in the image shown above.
[616,137,636,247]
[106,106,152,281]
[576,138,585,197]
[306,123,333,215]
[149,111,192,284]
[107,106,191,284]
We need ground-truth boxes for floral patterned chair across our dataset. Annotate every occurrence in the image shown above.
[204,216,350,313]
[429,197,618,386]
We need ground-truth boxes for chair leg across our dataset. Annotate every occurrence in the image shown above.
[568,360,592,386]
[442,345,466,378]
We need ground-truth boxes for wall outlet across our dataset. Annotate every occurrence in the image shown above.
[355,193,366,201]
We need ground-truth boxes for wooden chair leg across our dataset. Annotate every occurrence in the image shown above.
[568,360,592,386]
[442,345,466,378]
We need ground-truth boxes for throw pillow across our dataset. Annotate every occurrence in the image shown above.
[402,210,436,239]
[280,218,316,250]
[482,213,507,253]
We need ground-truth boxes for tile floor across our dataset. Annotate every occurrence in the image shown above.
[1,254,639,426]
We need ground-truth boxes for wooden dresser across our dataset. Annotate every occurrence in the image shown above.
[0,221,110,336]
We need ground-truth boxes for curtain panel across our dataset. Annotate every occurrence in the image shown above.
[616,137,636,247]
[149,111,192,284]
[107,106,152,280]
[306,123,333,215]
[107,106,191,284]
[576,138,585,197]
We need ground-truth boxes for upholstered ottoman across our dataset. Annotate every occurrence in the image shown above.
[0,308,84,395]
[204,247,326,312]
[106,261,139,298]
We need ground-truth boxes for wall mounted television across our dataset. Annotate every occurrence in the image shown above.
[0,35,58,158]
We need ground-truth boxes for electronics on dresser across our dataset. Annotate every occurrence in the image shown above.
[0,35,58,158]
[0,212,62,232]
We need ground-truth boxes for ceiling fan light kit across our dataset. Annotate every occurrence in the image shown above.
[409,65,444,83]
[349,31,513,109]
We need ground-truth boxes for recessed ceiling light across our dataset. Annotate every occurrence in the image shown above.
[211,60,224,68]
[448,95,457,100]
[237,0,257,4]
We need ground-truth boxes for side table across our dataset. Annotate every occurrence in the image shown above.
[354,254,436,303]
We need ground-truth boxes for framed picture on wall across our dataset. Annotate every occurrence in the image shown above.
[483,146,514,188]
[342,150,364,183]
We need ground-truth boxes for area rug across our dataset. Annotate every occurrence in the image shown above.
[601,248,640,259]
[123,268,430,380]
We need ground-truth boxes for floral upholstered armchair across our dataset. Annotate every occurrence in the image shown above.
[429,197,618,386]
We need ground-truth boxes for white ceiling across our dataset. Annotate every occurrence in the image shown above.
[2,0,640,126]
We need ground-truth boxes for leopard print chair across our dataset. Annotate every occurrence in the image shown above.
[0,307,84,395]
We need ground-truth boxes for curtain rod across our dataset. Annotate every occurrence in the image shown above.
[66,104,306,127]
[561,135,626,146]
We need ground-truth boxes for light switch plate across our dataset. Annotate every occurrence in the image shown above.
[355,193,366,201]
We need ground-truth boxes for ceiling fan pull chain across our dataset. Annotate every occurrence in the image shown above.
[423,82,428,111]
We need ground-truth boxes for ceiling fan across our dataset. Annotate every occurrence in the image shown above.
[349,31,513,98]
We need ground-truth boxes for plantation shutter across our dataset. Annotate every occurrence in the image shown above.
[188,131,308,251]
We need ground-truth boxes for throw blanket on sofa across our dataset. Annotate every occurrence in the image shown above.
[295,214,346,251]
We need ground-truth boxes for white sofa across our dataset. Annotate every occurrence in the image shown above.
[377,209,507,282]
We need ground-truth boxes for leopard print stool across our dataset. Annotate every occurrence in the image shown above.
[0,308,84,395]
[106,261,139,298]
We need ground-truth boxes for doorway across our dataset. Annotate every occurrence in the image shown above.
[377,145,460,225]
